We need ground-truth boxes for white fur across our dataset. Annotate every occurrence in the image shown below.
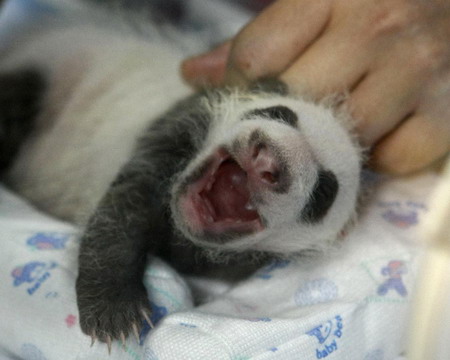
[170,91,361,255]
[2,23,191,220]
[2,5,361,256]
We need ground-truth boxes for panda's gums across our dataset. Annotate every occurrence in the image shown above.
[181,148,265,236]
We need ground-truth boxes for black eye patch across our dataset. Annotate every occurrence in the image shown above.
[300,169,339,224]
[244,106,298,128]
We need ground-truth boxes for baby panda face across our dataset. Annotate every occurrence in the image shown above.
[170,87,361,256]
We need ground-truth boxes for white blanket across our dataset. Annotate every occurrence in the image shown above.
[0,173,438,360]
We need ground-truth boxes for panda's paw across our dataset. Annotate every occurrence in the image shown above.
[76,278,152,352]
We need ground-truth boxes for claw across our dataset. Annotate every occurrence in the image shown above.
[132,323,140,343]
[120,332,127,348]
[90,331,97,347]
[106,335,112,355]
[142,310,154,329]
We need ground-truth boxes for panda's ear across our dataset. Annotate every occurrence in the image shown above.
[249,78,288,95]
[301,169,339,223]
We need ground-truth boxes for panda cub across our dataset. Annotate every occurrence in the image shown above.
[0,4,361,346]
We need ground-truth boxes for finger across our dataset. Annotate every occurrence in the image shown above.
[370,114,450,175]
[280,25,371,98]
[225,0,332,85]
[348,64,423,146]
[181,41,231,88]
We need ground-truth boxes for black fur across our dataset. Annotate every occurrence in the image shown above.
[300,169,339,223]
[76,92,211,340]
[244,105,298,128]
[0,69,46,174]
[76,91,265,340]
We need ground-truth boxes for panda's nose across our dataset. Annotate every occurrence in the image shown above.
[245,142,289,193]
[250,143,279,184]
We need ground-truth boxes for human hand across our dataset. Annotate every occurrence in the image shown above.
[182,0,450,175]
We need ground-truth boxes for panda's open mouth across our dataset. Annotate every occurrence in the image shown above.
[179,148,264,237]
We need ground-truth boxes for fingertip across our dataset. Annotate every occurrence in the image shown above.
[369,138,424,175]
[371,145,449,176]
[180,42,231,88]
[369,146,419,175]
[368,116,450,175]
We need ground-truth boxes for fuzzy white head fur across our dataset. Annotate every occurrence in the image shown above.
[170,90,361,256]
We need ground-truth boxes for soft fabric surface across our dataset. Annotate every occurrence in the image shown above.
[0,173,437,360]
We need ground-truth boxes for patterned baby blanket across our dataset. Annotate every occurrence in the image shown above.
[0,172,437,360]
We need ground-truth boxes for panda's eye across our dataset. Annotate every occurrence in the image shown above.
[243,105,298,127]
[300,169,339,224]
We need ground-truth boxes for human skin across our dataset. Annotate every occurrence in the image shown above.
[182,0,450,175]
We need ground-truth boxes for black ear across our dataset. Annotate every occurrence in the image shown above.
[249,78,288,95]
[301,169,339,223]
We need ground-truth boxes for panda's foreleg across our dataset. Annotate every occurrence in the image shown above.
[76,164,169,346]
[75,93,211,346]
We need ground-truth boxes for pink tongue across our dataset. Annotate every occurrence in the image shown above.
[208,160,257,221]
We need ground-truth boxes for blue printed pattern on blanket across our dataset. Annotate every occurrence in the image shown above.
[255,260,290,279]
[377,260,407,297]
[179,322,197,328]
[307,315,343,359]
[361,256,411,303]
[27,232,71,250]
[20,343,48,360]
[377,201,427,229]
[11,261,57,295]
[295,278,338,306]
[247,317,272,322]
